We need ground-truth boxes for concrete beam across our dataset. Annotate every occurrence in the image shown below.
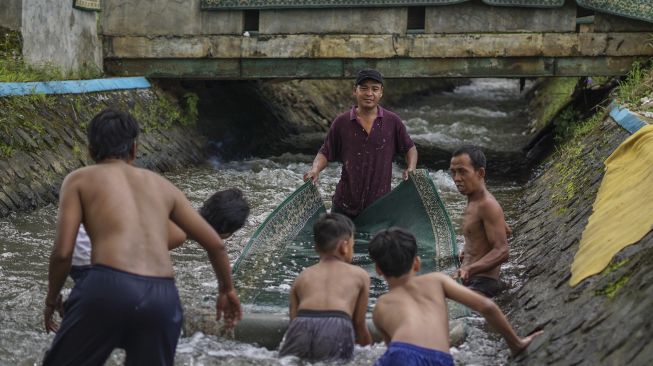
[104,56,644,78]
[104,33,653,59]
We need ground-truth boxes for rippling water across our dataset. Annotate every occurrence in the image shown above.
[0,79,531,365]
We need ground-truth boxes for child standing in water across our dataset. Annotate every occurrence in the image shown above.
[368,227,542,366]
[279,213,372,361]
[42,109,242,365]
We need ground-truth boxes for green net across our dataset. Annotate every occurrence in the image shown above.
[234,169,469,318]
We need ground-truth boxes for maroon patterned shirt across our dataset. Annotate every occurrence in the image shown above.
[319,106,415,217]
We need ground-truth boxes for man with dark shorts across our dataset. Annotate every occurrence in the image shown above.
[303,69,418,218]
[42,109,242,365]
[449,145,509,297]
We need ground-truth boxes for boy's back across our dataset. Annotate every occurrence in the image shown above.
[373,273,450,352]
[292,259,368,317]
[280,213,372,362]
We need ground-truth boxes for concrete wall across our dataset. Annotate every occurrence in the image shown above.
[0,0,22,30]
[101,0,242,36]
[21,0,102,77]
[426,1,577,33]
[594,13,653,32]
[259,8,407,35]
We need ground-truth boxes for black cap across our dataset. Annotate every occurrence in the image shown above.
[356,69,384,86]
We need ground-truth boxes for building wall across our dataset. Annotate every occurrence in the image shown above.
[259,8,407,35]
[101,0,242,36]
[21,0,102,77]
[0,0,22,31]
[425,1,577,33]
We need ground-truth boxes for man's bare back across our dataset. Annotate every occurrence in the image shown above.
[58,161,193,277]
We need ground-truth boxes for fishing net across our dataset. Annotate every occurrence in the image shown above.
[233,169,469,318]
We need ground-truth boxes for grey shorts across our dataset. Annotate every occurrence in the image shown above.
[278,309,355,362]
[466,276,506,298]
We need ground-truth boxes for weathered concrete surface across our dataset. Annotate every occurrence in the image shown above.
[101,0,242,36]
[104,32,652,78]
[21,0,102,77]
[594,13,653,32]
[0,0,22,31]
[0,89,206,217]
[259,8,407,35]
[504,116,653,365]
[105,33,653,59]
[425,1,576,33]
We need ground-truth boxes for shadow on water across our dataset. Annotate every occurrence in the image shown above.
[0,79,535,365]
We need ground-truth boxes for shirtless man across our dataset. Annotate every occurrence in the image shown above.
[42,109,241,365]
[450,145,509,298]
[369,228,541,366]
[279,213,372,362]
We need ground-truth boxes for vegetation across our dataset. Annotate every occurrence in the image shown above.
[0,28,64,82]
[614,60,653,113]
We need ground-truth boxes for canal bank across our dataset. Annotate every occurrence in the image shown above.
[505,66,653,365]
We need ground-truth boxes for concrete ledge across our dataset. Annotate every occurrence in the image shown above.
[105,57,643,79]
[0,77,150,97]
[104,33,653,59]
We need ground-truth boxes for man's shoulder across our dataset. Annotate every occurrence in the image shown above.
[379,106,402,122]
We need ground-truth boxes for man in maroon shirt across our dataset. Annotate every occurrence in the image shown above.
[303,69,418,218]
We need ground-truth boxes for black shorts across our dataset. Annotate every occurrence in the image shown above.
[43,264,183,366]
[465,276,506,298]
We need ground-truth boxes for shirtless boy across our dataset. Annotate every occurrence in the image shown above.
[42,109,242,365]
[369,228,541,366]
[450,145,510,297]
[279,213,372,361]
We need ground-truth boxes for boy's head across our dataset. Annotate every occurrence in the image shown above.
[368,227,419,278]
[199,188,250,239]
[313,213,355,259]
[87,108,140,162]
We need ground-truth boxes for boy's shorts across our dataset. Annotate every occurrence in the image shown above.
[374,342,454,366]
[465,276,506,298]
[279,309,355,361]
[43,264,183,366]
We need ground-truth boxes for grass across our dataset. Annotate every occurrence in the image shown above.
[615,60,653,112]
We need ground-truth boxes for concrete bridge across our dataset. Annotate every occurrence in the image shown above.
[101,0,653,79]
[2,1,652,79]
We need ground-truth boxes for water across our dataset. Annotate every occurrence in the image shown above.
[0,79,531,365]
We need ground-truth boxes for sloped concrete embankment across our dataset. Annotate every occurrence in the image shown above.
[506,115,652,365]
[0,88,206,217]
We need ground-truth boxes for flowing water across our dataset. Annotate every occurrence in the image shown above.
[0,79,533,365]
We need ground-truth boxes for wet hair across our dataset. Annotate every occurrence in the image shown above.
[452,145,486,170]
[368,227,417,277]
[199,188,250,235]
[87,108,139,162]
[313,213,355,252]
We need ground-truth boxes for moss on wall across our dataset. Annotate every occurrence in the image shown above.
[0,86,205,216]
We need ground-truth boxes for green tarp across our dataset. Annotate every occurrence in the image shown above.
[234,169,469,318]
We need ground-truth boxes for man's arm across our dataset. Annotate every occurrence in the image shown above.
[44,173,82,333]
[352,272,373,346]
[303,153,328,184]
[439,273,542,355]
[167,221,187,250]
[459,201,509,280]
[168,184,241,328]
[403,146,418,180]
